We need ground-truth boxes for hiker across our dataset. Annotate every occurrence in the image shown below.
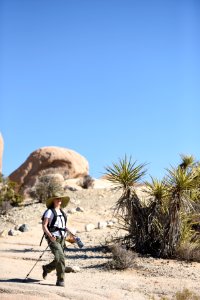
[42,192,70,287]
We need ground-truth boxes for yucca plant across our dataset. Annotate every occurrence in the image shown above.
[105,156,147,249]
[106,157,166,255]
[161,166,197,257]
[105,155,146,190]
[144,178,170,256]
[106,154,200,259]
[145,177,168,204]
[190,164,200,204]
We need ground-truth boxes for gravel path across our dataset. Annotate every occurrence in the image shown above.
[0,188,200,300]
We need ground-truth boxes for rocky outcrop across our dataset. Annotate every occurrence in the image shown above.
[9,146,89,189]
[0,133,4,174]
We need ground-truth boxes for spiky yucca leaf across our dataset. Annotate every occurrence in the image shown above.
[165,167,196,194]
[192,165,200,190]
[179,214,199,244]
[105,156,146,189]
[145,177,168,202]
[179,154,195,170]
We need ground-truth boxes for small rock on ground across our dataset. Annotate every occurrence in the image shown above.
[98,221,107,229]
[19,224,29,232]
[8,229,21,236]
[65,266,81,273]
[107,221,114,227]
[76,206,85,212]
[85,223,95,232]
[14,224,23,230]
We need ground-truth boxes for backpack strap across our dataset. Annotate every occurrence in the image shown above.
[60,208,67,226]
[41,208,58,230]
[40,208,67,245]
[48,208,57,229]
[40,208,57,246]
[42,208,66,230]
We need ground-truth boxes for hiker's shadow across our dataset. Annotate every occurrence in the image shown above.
[0,278,40,284]
[0,248,41,253]
[0,278,55,286]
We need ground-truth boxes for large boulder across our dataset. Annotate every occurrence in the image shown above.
[9,147,89,189]
[0,133,4,174]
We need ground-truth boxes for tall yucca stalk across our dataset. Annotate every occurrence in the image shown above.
[105,155,146,230]
[144,178,170,256]
[105,156,147,249]
[162,166,197,257]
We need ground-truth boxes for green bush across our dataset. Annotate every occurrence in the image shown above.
[32,175,63,203]
[0,175,23,213]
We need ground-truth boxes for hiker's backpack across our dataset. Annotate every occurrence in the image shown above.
[40,208,67,245]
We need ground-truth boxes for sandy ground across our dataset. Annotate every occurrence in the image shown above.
[0,186,200,300]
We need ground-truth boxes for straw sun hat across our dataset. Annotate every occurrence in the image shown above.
[46,192,70,209]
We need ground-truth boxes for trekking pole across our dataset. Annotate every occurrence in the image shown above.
[24,244,49,281]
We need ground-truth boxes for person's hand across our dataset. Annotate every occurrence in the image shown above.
[49,235,56,242]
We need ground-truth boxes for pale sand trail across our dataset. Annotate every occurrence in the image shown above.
[0,188,199,300]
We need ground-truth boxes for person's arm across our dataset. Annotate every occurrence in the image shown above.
[42,218,56,242]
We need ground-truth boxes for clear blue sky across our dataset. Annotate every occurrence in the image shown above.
[0,0,199,179]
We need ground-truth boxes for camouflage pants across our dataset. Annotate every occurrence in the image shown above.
[45,237,65,281]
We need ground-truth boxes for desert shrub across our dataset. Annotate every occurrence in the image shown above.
[32,175,63,203]
[175,289,200,300]
[176,214,200,262]
[79,175,94,189]
[0,175,23,213]
[106,243,137,270]
[105,155,200,259]
[150,289,200,300]
[176,242,200,262]
[168,289,199,300]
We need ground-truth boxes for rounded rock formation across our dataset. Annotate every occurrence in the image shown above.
[9,146,89,189]
[0,133,4,174]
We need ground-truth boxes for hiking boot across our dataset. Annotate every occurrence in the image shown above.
[42,265,48,280]
[56,280,65,287]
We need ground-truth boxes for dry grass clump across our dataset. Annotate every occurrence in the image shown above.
[175,289,200,300]
[176,213,200,262]
[106,243,137,270]
[151,289,200,300]
[176,242,200,262]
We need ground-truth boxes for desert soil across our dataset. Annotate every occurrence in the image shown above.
[0,185,200,300]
